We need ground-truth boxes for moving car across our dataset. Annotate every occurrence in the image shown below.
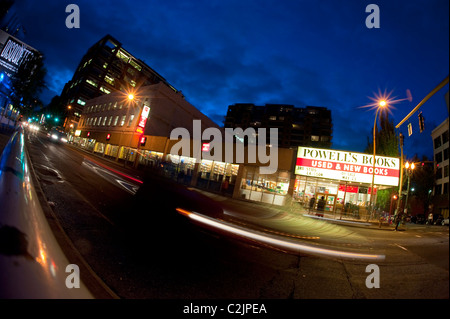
[47,128,68,143]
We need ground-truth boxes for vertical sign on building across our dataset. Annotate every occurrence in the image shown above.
[0,35,36,77]
[136,103,150,134]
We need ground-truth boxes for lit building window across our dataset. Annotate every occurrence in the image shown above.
[108,116,113,126]
[100,86,111,94]
[311,135,319,141]
[102,117,107,126]
[77,98,86,106]
[120,115,126,126]
[129,59,142,71]
[104,75,115,86]
[113,116,119,126]
[98,117,102,126]
[128,115,135,126]
[86,79,98,87]
[116,50,129,63]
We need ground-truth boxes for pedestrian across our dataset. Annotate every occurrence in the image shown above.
[427,212,434,225]
[394,210,404,231]
[221,177,229,194]
[309,196,316,213]
[316,196,325,217]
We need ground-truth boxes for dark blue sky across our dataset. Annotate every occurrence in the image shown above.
[8,0,450,160]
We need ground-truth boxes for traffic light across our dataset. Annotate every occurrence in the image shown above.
[399,133,404,147]
[106,133,111,140]
[418,112,425,133]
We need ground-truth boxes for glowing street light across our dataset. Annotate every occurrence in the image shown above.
[128,93,134,101]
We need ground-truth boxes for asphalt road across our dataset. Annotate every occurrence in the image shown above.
[24,129,449,301]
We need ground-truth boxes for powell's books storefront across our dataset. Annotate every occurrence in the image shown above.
[290,147,400,216]
[130,143,400,211]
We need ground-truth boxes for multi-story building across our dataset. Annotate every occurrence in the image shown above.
[224,103,332,149]
[75,82,220,169]
[431,91,449,219]
[60,34,179,135]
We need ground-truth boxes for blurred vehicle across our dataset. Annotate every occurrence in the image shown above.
[47,128,68,143]
[122,167,224,238]
[442,218,449,226]
[434,214,444,225]
[414,214,426,224]
[26,123,42,131]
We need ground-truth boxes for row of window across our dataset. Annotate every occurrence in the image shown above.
[435,147,449,164]
[434,129,449,149]
[436,164,449,180]
[80,114,135,128]
[435,182,449,195]
[84,101,127,114]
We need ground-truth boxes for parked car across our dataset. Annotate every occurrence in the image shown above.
[442,218,449,226]
[434,214,444,225]
[414,214,426,224]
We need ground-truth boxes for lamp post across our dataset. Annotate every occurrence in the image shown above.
[403,161,415,214]
[127,93,146,168]
[369,100,386,220]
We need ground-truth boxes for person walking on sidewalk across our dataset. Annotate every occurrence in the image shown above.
[309,196,316,214]
[316,196,325,217]
[394,209,405,231]
[427,212,434,225]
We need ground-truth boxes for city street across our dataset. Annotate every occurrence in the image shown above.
[23,130,449,300]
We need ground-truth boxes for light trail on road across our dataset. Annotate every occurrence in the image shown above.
[176,208,386,261]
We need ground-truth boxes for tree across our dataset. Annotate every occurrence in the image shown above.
[364,111,399,157]
[10,52,47,114]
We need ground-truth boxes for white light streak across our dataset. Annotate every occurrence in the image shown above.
[176,209,385,261]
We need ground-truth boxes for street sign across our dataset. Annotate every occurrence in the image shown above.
[408,123,412,136]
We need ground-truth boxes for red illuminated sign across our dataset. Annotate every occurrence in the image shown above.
[106,133,111,140]
[202,143,210,152]
[136,105,150,133]
[87,132,90,137]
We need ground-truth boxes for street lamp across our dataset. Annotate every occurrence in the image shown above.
[369,100,386,219]
[403,161,415,214]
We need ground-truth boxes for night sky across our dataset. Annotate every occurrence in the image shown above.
[6,0,449,160]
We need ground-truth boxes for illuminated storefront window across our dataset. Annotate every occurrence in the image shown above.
[240,166,290,206]
[104,144,119,158]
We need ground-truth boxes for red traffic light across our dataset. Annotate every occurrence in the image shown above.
[106,133,111,140]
